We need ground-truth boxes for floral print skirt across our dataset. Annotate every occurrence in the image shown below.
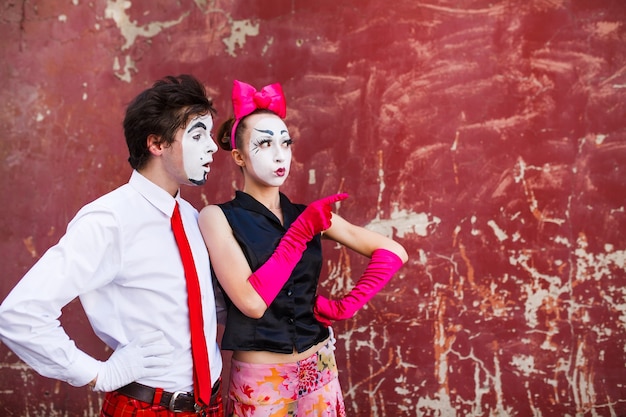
[228,342,346,416]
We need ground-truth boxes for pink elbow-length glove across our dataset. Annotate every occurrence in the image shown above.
[249,193,349,306]
[314,248,403,326]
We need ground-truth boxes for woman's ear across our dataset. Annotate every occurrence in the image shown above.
[232,148,245,167]
[147,134,164,156]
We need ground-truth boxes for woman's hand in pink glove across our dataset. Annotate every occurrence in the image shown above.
[314,248,403,327]
[288,193,349,239]
[313,295,335,327]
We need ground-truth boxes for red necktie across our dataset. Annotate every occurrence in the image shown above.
[171,202,212,406]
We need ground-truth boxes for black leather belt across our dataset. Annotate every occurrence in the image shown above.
[116,379,221,412]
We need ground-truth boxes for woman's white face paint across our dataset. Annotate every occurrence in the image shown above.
[246,116,292,187]
[182,114,217,185]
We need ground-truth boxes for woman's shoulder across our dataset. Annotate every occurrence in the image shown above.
[199,192,241,217]
[198,204,228,225]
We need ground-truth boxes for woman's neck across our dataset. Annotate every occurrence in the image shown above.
[242,183,281,210]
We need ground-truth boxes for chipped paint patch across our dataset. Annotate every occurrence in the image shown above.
[511,354,535,377]
[105,0,188,50]
[261,36,274,55]
[222,19,260,57]
[575,233,626,280]
[366,205,441,238]
[509,250,566,330]
[487,219,508,241]
[103,0,189,82]
[513,157,566,225]
[113,55,137,83]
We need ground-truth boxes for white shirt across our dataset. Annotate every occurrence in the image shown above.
[0,170,222,391]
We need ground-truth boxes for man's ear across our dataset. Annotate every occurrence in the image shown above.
[147,134,164,156]
[232,149,245,167]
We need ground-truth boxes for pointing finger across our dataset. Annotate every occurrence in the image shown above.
[320,193,349,206]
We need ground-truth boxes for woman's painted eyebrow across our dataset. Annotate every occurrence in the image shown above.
[187,121,207,133]
[253,128,289,136]
[254,128,274,135]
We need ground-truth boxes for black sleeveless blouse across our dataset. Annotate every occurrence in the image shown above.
[217,191,329,353]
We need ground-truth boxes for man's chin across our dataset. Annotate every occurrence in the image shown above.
[188,176,207,186]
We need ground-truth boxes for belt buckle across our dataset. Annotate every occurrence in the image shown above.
[168,391,187,412]
[194,403,206,416]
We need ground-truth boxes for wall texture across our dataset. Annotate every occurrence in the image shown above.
[1,0,625,416]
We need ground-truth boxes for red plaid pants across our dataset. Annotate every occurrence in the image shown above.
[100,390,223,417]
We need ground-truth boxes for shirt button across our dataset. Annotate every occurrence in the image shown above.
[287,289,293,296]
[288,318,294,324]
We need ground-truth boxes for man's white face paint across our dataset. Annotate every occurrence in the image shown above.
[247,116,292,187]
[183,114,217,185]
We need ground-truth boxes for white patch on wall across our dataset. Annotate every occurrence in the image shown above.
[112,55,137,83]
[513,157,566,226]
[594,133,607,145]
[365,205,441,238]
[262,36,274,55]
[487,220,508,241]
[223,19,260,57]
[510,354,535,377]
[509,251,565,330]
[105,0,188,50]
[104,0,188,82]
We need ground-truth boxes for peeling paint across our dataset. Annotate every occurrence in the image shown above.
[514,157,567,226]
[113,55,137,83]
[105,0,189,50]
[487,219,508,241]
[222,19,260,57]
[366,206,441,238]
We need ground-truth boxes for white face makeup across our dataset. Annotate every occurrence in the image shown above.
[246,116,292,187]
[182,114,217,185]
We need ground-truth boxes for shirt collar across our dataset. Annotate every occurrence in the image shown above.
[129,170,178,217]
[233,190,299,227]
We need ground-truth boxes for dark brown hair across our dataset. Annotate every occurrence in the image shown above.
[216,109,276,152]
[123,74,217,169]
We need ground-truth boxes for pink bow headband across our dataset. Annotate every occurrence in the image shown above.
[230,80,287,149]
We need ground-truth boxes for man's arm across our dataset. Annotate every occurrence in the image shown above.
[0,206,120,386]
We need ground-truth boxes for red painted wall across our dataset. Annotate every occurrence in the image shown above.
[1,1,625,415]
